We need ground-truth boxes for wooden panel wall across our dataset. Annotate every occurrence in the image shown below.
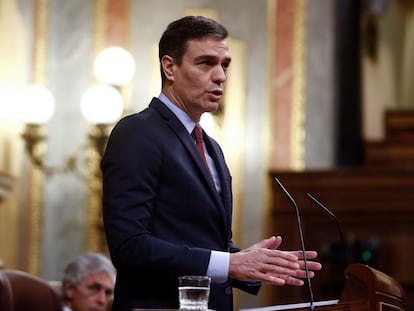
[267,168,414,309]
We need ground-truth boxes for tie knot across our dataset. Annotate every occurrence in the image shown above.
[192,124,203,143]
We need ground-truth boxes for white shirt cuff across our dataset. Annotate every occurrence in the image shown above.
[206,250,229,283]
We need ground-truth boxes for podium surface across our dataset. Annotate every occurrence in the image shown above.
[241,264,405,311]
[131,264,405,311]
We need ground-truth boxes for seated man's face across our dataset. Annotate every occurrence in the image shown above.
[65,272,114,311]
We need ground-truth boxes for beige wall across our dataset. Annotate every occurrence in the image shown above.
[0,0,28,271]
[361,1,414,140]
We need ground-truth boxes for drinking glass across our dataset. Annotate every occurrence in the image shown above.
[178,275,211,310]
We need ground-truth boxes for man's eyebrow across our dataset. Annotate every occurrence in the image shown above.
[194,55,232,63]
[194,54,216,62]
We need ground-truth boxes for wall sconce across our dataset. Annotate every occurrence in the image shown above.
[19,46,135,177]
[19,83,123,176]
[19,84,56,169]
[80,84,124,157]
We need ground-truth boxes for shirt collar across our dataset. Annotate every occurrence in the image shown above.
[158,92,196,134]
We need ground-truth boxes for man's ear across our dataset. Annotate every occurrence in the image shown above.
[161,55,175,81]
[63,281,76,299]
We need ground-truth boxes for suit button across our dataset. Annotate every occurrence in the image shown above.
[225,286,232,295]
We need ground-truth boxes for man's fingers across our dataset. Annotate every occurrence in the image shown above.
[291,250,319,260]
[294,269,315,279]
[296,259,322,271]
[230,240,322,287]
[283,276,305,286]
[259,261,300,275]
[252,236,282,250]
[257,272,287,286]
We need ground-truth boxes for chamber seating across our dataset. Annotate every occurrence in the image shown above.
[0,269,62,311]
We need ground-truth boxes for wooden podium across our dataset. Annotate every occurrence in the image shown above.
[337,263,405,311]
[241,263,405,311]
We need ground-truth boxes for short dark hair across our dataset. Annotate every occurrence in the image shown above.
[158,15,228,85]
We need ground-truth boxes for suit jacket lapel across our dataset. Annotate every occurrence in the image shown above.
[203,134,232,235]
[150,99,227,215]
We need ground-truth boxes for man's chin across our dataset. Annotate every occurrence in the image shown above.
[206,102,220,113]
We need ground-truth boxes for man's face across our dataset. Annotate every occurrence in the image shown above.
[65,272,114,311]
[163,37,231,121]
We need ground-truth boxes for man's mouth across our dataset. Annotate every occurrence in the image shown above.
[208,89,223,101]
[211,89,223,96]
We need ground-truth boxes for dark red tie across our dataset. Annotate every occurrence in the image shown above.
[192,124,210,170]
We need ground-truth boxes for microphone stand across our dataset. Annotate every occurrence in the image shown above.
[306,193,350,265]
[274,177,315,311]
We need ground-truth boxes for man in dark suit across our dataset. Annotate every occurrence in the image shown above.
[101,16,321,311]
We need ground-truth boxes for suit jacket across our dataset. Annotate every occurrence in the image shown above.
[101,98,260,311]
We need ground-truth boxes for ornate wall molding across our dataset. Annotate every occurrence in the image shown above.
[270,0,308,170]
[87,0,131,254]
[290,0,307,170]
[23,0,50,276]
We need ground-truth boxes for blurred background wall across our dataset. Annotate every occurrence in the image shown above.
[1,0,414,309]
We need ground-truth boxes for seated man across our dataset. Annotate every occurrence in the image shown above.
[61,252,116,311]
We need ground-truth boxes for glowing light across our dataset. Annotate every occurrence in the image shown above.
[93,47,136,86]
[17,84,55,124]
[80,84,123,124]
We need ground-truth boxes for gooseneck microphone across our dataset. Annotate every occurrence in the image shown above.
[274,177,315,311]
[306,193,349,265]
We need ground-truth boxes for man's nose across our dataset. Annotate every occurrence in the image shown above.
[213,65,227,83]
[96,289,108,305]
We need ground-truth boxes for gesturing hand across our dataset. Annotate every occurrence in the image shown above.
[229,236,322,286]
